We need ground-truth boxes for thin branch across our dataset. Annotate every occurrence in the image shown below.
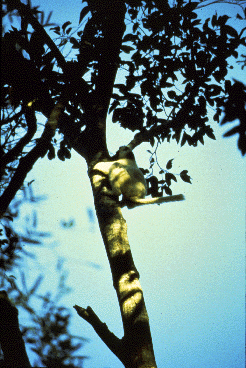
[2,106,37,166]
[12,0,90,108]
[196,0,246,10]
[128,122,172,150]
[73,305,125,364]
[12,0,67,71]
[0,102,64,218]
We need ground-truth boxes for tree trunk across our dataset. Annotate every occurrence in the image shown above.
[75,170,157,368]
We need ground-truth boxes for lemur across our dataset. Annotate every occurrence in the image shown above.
[92,146,185,208]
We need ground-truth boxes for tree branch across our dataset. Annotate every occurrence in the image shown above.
[2,105,37,166]
[12,0,90,109]
[74,305,126,364]
[0,102,64,218]
[196,0,246,11]
[87,178,157,367]
[90,0,127,122]
[12,0,67,71]
[128,122,172,150]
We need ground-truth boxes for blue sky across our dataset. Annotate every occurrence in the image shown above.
[5,1,245,367]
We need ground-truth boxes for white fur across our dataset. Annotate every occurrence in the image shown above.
[93,147,185,208]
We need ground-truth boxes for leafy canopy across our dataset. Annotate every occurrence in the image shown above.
[1,0,245,205]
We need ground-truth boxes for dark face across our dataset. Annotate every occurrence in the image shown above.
[117,146,135,160]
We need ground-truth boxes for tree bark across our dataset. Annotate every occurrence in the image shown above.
[0,291,31,367]
[75,169,157,368]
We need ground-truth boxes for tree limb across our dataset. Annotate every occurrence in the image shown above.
[11,0,90,109]
[128,122,172,150]
[93,0,127,122]
[0,102,64,217]
[87,178,157,367]
[2,105,37,166]
[196,0,246,11]
[74,305,126,364]
[12,0,67,72]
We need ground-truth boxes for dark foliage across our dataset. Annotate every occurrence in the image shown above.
[1,0,244,217]
[1,1,245,366]
[0,191,88,367]
[221,80,246,155]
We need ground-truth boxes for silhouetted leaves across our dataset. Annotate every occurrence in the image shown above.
[79,6,89,24]
[109,1,244,153]
[62,21,72,32]
[221,80,246,155]
[0,191,88,366]
[145,153,190,196]
[180,170,192,184]
[166,159,174,170]
[1,0,244,217]
[146,176,161,197]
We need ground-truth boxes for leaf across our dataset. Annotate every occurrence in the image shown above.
[46,11,53,25]
[79,6,89,24]
[166,159,174,170]
[29,275,44,295]
[66,27,72,35]
[167,90,177,100]
[40,10,44,26]
[211,14,218,28]
[62,21,72,32]
[208,84,223,96]
[223,126,239,137]
[47,145,55,160]
[164,186,172,195]
[180,132,190,147]
[165,173,177,185]
[3,215,13,221]
[133,22,139,33]
[205,126,216,140]
[198,136,204,145]
[180,170,192,184]
[121,45,135,54]
[63,147,71,159]
[70,37,80,48]
[150,137,155,147]
[182,2,199,12]
[123,34,138,42]
[50,26,60,33]
[128,8,138,20]
[218,15,230,26]
[239,27,246,38]
[58,39,68,47]
[146,176,160,197]
[109,100,120,114]
[222,25,239,38]
[192,19,201,27]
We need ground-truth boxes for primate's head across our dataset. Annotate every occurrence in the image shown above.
[115,146,135,161]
